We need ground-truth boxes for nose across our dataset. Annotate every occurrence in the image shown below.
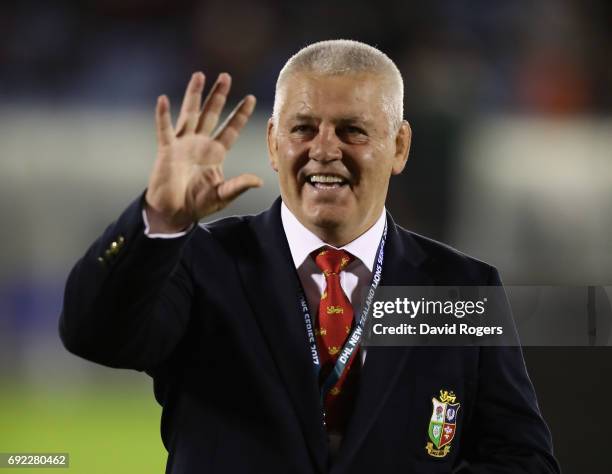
[308,124,342,162]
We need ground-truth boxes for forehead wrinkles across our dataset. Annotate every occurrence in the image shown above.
[279,74,386,124]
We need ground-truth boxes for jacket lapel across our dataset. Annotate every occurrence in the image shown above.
[234,198,328,472]
[331,213,433,472]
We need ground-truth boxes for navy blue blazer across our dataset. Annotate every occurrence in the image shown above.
[60,194,560,473]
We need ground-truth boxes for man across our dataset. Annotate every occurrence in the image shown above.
[60,40,559,473]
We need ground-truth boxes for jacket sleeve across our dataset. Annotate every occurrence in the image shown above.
[455,267,560,473]
[59,192,195,371]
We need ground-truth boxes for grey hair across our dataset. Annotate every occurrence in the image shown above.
[272,39,404,131]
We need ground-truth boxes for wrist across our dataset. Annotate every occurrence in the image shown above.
[143,202,192,234]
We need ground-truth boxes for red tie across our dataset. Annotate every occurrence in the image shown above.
[312,247,361,434]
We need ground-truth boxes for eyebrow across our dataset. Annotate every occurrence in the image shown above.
[290,113,373,127]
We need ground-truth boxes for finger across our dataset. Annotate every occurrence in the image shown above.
[213,95,256,150]
[155,95,174,146]
[197,73,232,136]
[217,173,263,204]
[175,72,205,136]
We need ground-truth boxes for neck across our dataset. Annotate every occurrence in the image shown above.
[304,212,382,247]
[308,228,358,248]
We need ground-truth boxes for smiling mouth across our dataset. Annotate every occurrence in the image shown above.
[306,174,349,190]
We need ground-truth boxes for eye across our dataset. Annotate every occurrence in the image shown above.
[342,125,367,135]
[290,124,315,134]
[337,125,369,143]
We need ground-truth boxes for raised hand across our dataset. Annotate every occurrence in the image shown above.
[145,72,262,233]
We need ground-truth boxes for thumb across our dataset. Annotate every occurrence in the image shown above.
[217,173,263,204]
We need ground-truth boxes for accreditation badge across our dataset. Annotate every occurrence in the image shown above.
[425,390,460,458]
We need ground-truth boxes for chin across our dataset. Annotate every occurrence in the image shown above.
[304,205,348,231]
[310,215,344,231]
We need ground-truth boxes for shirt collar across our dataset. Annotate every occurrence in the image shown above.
[280,201,386,272]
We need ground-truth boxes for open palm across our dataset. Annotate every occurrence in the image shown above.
[145,72,261,232]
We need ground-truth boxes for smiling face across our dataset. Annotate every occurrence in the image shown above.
[268,72,411,246]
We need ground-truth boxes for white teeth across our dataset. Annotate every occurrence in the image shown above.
[308,174,346,184]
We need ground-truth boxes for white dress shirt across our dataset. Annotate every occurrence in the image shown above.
[280,202,386,365]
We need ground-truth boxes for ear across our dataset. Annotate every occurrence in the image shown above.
[267,118,279,172]
[391,120,412,175]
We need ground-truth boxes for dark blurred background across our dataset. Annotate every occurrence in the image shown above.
[1,0,611,472]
